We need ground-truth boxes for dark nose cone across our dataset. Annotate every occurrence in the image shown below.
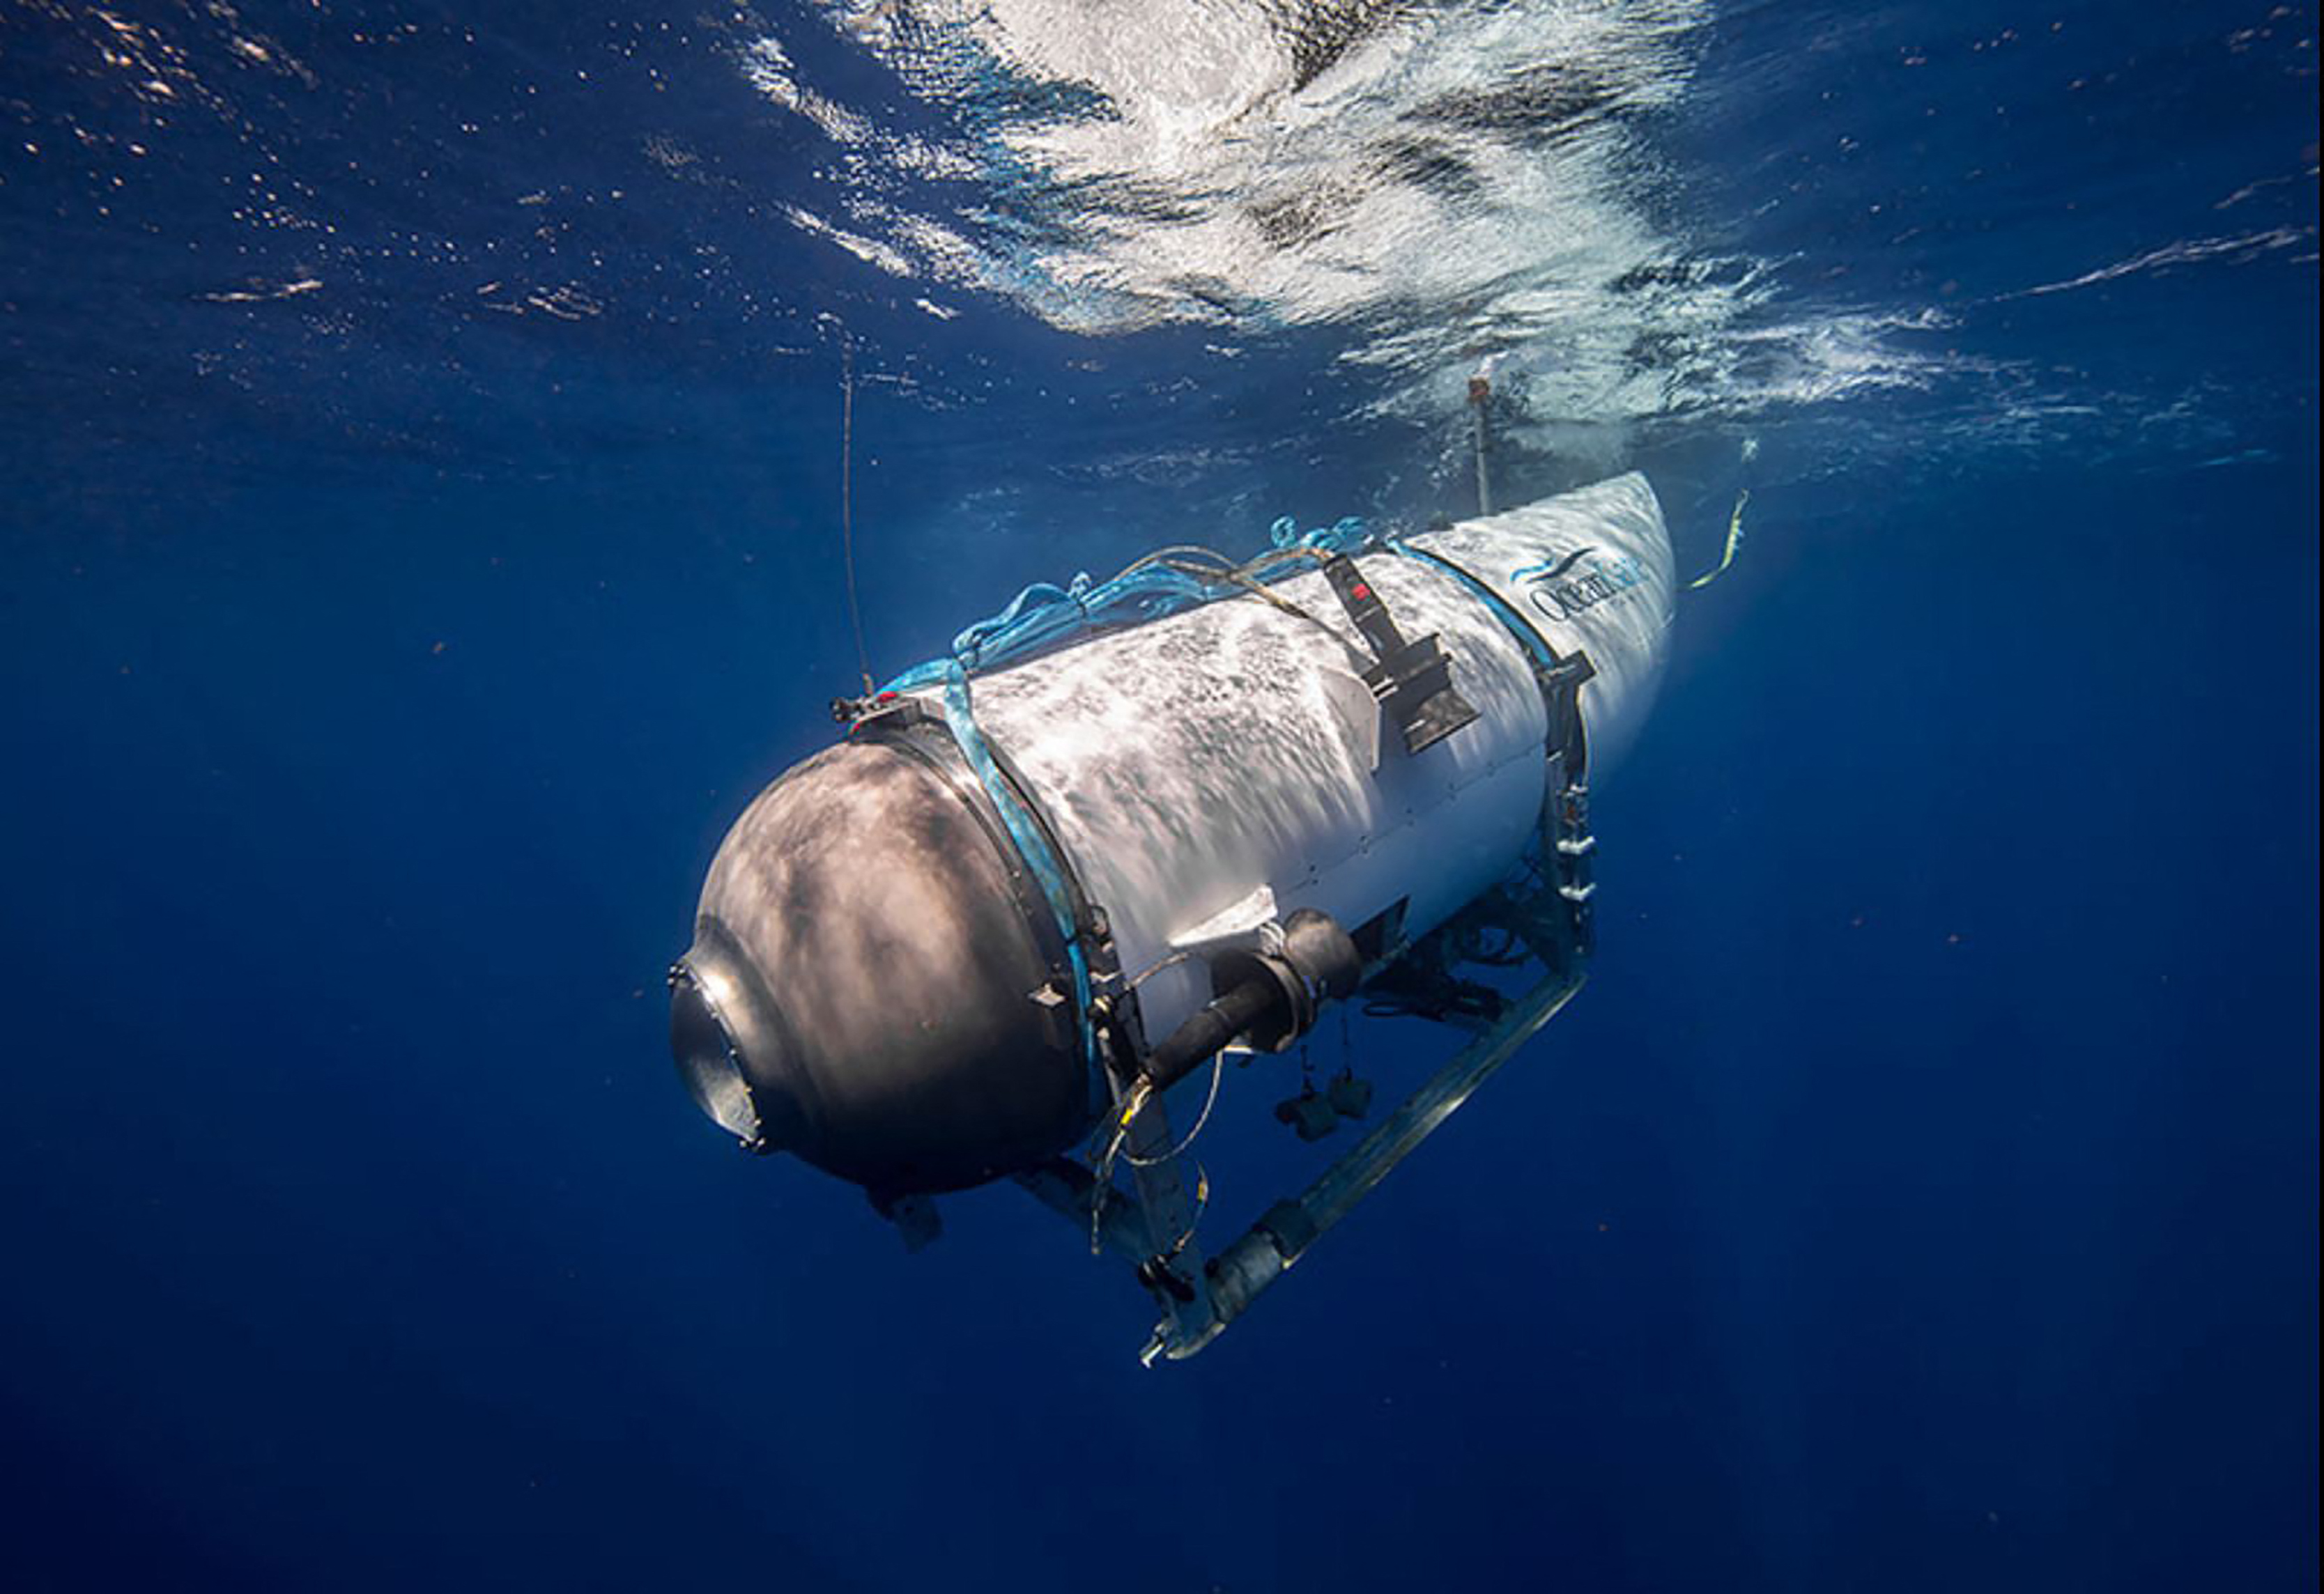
[669,734,1091,1194]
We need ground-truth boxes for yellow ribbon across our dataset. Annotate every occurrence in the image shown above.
[1688,488,1750,590]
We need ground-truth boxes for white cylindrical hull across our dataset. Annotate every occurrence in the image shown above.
[920,472,1675,1043]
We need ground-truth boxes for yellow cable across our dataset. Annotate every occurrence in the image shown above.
[1688,489,1750,590]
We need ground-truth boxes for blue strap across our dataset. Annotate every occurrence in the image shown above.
[1387,540,1562,675]
[1270,513,1371,555]
[936,662,1102,1088]
[878,517,1374,695]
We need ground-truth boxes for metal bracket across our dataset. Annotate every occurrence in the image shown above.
[870,1191,943,1253]
[1320,552,1481,756]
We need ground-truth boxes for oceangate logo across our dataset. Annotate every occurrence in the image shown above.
[1511,544,1647,622]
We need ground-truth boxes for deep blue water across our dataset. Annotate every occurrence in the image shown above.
[2,3,2316,1591]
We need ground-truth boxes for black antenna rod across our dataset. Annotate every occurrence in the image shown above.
[1467,369,1494,517]
[840,335,875,695]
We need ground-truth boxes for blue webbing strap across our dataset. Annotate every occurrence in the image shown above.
[1385,540,1562,676]
[877,518,1371,697]
[936,662,1102,1090]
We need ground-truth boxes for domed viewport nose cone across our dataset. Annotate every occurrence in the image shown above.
[668,736,1090,1196]
[668,924,807,1156]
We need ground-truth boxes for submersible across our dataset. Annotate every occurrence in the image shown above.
[669,473,1674,1359]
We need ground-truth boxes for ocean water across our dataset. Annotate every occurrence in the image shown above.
[1,3,2315,1591]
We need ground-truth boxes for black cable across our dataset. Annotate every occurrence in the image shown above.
[839,337,874,696]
